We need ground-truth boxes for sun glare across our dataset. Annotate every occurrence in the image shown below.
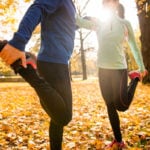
[80,0,139,52]
[85,1,112,23]
[99,8,112,22]
[86,0,139,29]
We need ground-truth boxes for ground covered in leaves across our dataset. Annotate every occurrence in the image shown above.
[0,78,150,150]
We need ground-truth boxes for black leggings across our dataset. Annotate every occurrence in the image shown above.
[98,68,138,142]
[18,61,72,150]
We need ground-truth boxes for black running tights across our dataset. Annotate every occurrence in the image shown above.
[98,68,138,142]
[18,61,72,150]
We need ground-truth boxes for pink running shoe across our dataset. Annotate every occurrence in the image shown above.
[26,52,37,70]
[128,70,140,80]
[106,139,126,150]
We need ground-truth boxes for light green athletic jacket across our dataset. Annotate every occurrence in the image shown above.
[76,13,145,72]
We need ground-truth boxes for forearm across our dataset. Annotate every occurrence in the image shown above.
[126,21,145,71]
[129,42,145,72]
[76,15,97,30]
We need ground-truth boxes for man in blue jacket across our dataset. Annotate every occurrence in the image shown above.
[0,0,76,149]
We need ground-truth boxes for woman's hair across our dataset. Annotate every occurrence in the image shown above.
[117,3,125,19]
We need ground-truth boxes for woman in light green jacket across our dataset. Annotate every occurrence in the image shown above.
[76,0,147,149]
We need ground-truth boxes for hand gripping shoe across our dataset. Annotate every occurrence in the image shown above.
[0,40,37,74]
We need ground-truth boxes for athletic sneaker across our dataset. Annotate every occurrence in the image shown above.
[128,70,140,81]
[106,139,126,150]
[25,52,37,70]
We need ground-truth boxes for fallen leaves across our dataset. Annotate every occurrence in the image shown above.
[0,79,150,149]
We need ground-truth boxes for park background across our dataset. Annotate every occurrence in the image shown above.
[0,0,150,149]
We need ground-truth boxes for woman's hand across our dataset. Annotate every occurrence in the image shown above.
[140,69,148,81]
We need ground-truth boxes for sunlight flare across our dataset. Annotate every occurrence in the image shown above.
[99,8,112,22]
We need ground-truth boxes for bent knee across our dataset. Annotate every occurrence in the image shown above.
[57,112,72,126]
[62,116,72,126]
[116,105,128,112]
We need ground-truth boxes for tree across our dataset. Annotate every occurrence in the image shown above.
[136,0,150,83]
[0,0,33,76]
[0,0,32,39]
[74,0,93,80]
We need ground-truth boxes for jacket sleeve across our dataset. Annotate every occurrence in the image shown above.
[125,20,145,72]
[9,0,62,51]
[76,15,99,30]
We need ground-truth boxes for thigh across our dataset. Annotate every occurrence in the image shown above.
[111,69,128,110]
[37,61,72,113]
[98,68,128,107]
[98,68,114,105]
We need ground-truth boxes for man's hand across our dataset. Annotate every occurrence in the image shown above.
[0,43,26,68]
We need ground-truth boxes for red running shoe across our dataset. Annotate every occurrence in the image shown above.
[26,52,37,70]
[106,139,126,150]
[128,70,140,80]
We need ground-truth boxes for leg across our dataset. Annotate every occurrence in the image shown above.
[50,121,63,150]
[98,68,122,142]
[37,61,72,150]
[111,69,129,111]
[111,69,139,111]
[127,78,139,104]
[17,65,71,125]
[106,103,122,142]
[36,61,72,124]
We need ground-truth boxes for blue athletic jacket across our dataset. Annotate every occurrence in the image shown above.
[9,0,76,64]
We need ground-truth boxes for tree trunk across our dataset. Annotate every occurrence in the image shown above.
[136,1,150,83]
[80,32,87,80]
